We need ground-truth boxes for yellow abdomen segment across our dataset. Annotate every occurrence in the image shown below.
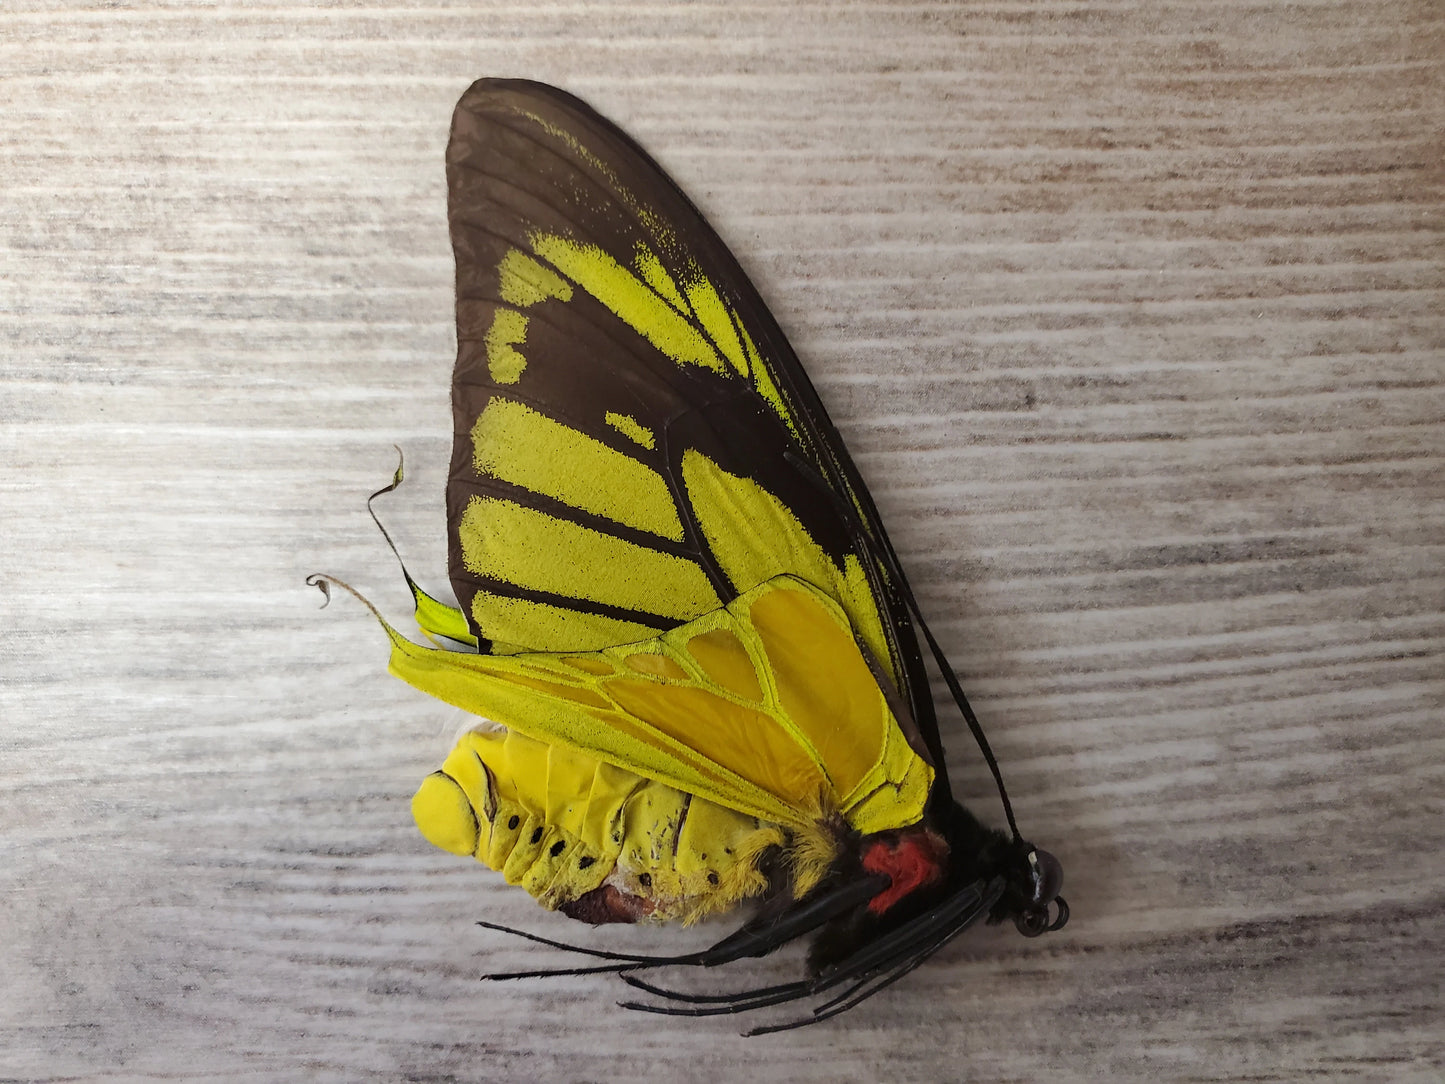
[413,726,790,922]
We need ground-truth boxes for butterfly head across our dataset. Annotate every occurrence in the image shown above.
[925,800,1068,937]
[999,840,1068,937]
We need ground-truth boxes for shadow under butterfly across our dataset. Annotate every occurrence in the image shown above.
[314,78,1067,1035]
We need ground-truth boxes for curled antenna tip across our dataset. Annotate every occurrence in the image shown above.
[303,573,386,624]
[306,574,332,608]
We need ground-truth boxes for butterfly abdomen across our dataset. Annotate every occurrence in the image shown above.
[412,724,788,922]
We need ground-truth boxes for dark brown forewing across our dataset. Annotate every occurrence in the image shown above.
[442,79,943,772]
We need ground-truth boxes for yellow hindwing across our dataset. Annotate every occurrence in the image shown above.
[389,575,932,837]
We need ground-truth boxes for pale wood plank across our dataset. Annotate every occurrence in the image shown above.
[2,1,1441,1079]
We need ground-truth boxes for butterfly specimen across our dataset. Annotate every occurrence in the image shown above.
[326,78,1067,1033]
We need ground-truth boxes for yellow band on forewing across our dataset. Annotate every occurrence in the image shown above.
[605,411,657,450]
[632,243,688,312]
[497,249,573,308]
[529,234,727,373]
[457,495,720,621]
[472,593,659,655]
[682,273,750,377]
[680,448,897,690]
[471,397,684,542]
[479,250,576,385]
[484,309,529,384]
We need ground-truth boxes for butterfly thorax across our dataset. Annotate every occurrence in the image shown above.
[858,828,949,915]
[804,804,1025,973]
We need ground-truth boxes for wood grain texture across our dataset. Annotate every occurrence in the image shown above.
[2,2,1441,1080]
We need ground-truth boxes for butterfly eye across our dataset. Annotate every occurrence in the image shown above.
[1012,849,1068,937]
[1029,848,1063,906]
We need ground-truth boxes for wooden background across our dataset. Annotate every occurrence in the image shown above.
[2,2,1441,1080]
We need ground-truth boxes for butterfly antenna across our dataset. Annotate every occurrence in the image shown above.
[857,503,1022,840]
[780,451,1021,840]
[365,446,426,592]
[305,573,387,624]
[907,606,1021,842]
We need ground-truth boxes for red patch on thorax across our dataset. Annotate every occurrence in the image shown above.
[861,831,948,915]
